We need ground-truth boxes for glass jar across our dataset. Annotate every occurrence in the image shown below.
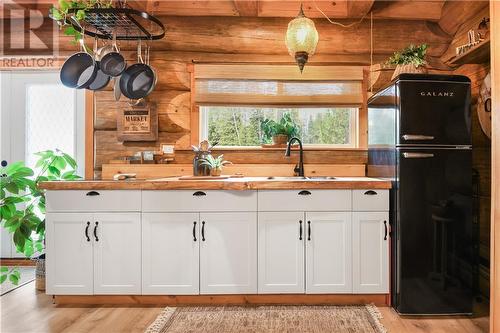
[193,151,211,176]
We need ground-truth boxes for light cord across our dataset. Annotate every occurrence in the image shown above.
[312,0,370,28]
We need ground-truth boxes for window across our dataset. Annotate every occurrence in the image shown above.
[194,65,364,148]
[200,106,357,147]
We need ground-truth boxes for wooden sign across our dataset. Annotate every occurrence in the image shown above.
[117,102,158,142]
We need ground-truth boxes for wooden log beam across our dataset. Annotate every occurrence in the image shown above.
[233,0,258,17]
[371,1,445,21]
[154,16,451,57]
[347,1,375,18]
[438,0,489,36]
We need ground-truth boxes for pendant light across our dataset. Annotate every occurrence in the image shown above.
[285,4,319,73]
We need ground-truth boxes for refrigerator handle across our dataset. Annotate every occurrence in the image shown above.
[402,152,435,159]
[402,134,435,141]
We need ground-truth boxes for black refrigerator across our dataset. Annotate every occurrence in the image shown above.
[367,74,477,315]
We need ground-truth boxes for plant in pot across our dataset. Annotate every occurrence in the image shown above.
[200,155,231,177]
[260,112,300,146]
[0,150,81,289]
[387,43,428,80]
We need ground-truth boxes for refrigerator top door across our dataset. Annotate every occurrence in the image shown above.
[396,75,471,146]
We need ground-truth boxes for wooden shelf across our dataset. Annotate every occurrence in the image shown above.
[448,38,491,66]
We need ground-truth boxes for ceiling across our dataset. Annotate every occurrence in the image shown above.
[2,0,447,21]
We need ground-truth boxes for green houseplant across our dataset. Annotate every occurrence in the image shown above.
[0,150,80,287]
[386,44,428,80]
[200,155,231,177]
[49,0,113,45]
[260,113,300,146]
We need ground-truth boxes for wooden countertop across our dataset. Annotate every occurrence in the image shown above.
[39,177,392,190]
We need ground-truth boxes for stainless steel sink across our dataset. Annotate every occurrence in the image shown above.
[266,176,308,180]
[265,176,336,180]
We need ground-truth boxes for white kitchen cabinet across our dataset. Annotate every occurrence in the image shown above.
[258,212,305,293]
[142,213,200,295]
[46,213,94,295]
[352,212,389,293]
[93,213,141,294]
[200,212,257,294]
[305,212,352,293]
[46,212,141,295]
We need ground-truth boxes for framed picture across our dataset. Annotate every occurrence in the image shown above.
[117,102,158,142]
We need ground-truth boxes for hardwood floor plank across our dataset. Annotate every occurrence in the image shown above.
[0,282,489,333]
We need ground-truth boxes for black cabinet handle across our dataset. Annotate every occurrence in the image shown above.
[86,191,100,196]
[85,221,90,242]
[93,222,99,242]
[192,221,197,242]
[298,190,311,196]
[364,190,377,196]
[307,221,311,241]
[193,191,206,197]
[384,220,388,240]
[299,220,303,240]
[201,221,205,241]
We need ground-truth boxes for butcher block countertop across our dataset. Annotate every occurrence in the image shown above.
[39,177,392,190]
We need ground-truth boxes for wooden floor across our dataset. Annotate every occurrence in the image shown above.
[0,282,490,333]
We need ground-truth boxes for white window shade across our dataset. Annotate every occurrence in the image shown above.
[194,65,363,106]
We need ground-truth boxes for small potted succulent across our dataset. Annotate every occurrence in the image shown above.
[387,44,428,80]
[260,112,300,146]
[200,155,231,177]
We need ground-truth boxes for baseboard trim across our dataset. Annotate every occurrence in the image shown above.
[53,294,389,306]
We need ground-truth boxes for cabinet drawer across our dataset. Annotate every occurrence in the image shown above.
[142,190,257,212]
[46,190,141,212]
[258,190,351,211]
[352,190,389,211]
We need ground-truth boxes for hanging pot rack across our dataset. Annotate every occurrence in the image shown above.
[67,7,165,41]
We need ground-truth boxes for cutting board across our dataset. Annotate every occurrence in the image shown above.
[178,175,230,180]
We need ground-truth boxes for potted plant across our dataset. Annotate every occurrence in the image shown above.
[387,43,428,80]
[200,155,231,177]
[260,112,300,146]
[0,150,80,289]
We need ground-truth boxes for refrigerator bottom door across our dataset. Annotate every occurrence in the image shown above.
[394,148,476,315]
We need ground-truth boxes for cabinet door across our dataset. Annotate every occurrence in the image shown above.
[46,213,93,295]
[200,212,257,294]
[305,212,352,293]
[93,213,141,294]
[142,213,200,295]
[352,212,389,293]
[258,212,305,293]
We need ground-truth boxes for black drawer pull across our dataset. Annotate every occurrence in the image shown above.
[86,191,100,196]
[193,221,197,242]
[298,190,311,196]
[364,190,377,196]
[193,191,206,197]
[94,222,99,242]
[201,221,206,241]
[307,221,311,241]
[85,221,90,242]
[384,220,388,240]
[299,220,303,240]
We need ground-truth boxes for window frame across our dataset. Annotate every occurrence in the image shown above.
[199,104,359,149]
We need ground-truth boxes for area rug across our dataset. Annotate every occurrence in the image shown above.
[0,267,35,296]
[145,305,387,333]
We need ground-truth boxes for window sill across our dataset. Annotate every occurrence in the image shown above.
[179,146,367,152]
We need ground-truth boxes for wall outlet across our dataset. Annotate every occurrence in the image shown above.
[161,145,175,154]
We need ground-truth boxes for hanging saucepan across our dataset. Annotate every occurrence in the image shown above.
[60,32,98,89]
[87,39,111,91]
[100,32,126,77]
[120,41,157,100]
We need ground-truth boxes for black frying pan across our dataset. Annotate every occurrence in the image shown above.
[119,43,156,100]
[60,52,97,89]
[87,61,111,91]
[100,34,126,77]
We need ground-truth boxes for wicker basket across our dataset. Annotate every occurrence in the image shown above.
[391,64,427,80]
[35,258,45,291]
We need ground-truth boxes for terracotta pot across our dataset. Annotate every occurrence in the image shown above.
[391,64,427,80]
[211,168,222,176]
[272,134,288,145]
